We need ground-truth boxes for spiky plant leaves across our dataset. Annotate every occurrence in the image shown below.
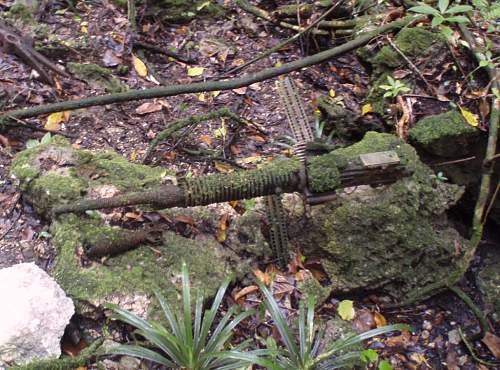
[106,262,258,370]
[257,281,410,370]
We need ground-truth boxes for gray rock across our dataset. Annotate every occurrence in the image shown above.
[0,263,75,367]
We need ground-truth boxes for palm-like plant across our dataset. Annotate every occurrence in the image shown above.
[231,282,410,370]
[105,262,261,370]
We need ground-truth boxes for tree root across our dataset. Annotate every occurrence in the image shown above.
[0,15,420,124]
[142,107,265,163]
[449,285,491,338]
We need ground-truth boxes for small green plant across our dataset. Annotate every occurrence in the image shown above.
[25,132,52,149]
[106,263,261,369]
[227,282,409,370]
[378,76,411,98]
[409,0,473,38]
[472,0,500,33]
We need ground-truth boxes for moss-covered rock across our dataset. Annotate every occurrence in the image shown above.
[67,63,127,93]
[51,215,240,317]
[139,0,224,23]
[370,28,444,72]
[361,27,445,116]
[10,138,243,317]
[296,132,467,302]
[10,136,166,215]
[408,110,480,158]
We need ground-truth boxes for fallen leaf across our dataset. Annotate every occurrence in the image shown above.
[44,111,70,131]
[254,269,271,285]
[163,151,177,161]
[212,90,221,98]
[175,214,195,225]
[353,309,376,332]
[374,311,387,327]
[233,87,247,95]
[337,300,355,321]
[328,89,336,98]
[80,21,88,34]
[102,49,122,67]
[234,285,259,301]
[459,106,479,127]
[199,135,213,145]
[135,102,163,115]
[361,103,373,115]
[482,331,500,359]
[187,66,204,77]
[132,55,148,77]
[197,93,206,102]
[214,160,234,173]
[217,213,229,242]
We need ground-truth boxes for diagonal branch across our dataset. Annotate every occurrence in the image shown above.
[0,15,421,124]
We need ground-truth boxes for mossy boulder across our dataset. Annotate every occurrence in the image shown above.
[67,63,127,93]
[296,132,467,302]
[10,138,242,317]
[51,215,240,317]
[361,27,445,115]
[408,110,480,158]
[120,0,224,23]
[10,136,166,216]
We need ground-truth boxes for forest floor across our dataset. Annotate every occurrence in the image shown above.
[0,0,499,369]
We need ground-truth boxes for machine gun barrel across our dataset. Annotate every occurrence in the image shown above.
[53,150,408,215]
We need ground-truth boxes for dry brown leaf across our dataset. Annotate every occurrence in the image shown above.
[214,160,234,173]
[135,102,163,115]
[175,214,195,225]
[374,311,387,327]
[199,135,213,146]
[233,87,247,95]
[482,331,500,359]
[163,151,177,161]
[254,269,271,285]
[234,285,259,301]
[217,214,229,242]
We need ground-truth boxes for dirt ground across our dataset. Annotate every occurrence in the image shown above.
[0,0,499,368]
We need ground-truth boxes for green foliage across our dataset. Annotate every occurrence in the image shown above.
[106,262,260,369]
[360,349,379,363]
[240,282,410,370]
[378,359,394,370]
[472,0,500,32]
[409,0,473,38]
[26,132,53,149]
[378,76,410,98]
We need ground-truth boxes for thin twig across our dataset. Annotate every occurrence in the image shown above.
[449,285,490,337]
[6,115,77,138]
[134,40,195,64]
[483,182,499,225]
[225,0,345,76]
[431,156,476,167]
[386,35,436,96]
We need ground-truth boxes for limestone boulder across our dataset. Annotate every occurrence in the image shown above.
[0,263,74,367]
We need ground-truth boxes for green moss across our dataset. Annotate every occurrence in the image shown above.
[298,274,331,307]
[144,0,225,22]
[366,72,392,115]
[371,28,444,71]
[408,110,480,157]
[51,215,238,316]
[10,139,169,215]
[307,153,345,193]
[5,3,36,23]
[67,63,128,93]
